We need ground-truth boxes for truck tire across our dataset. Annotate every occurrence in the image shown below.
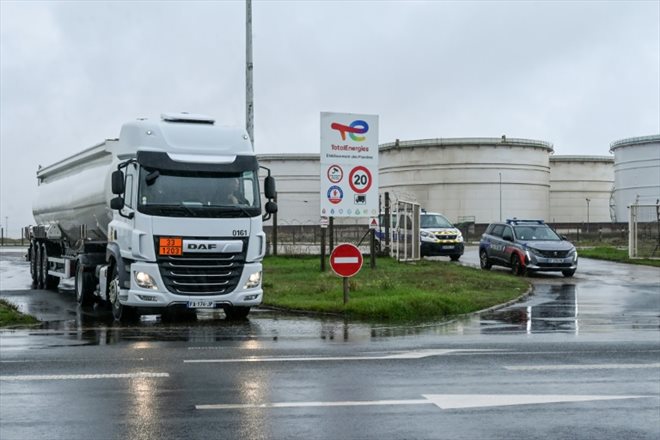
[29,241,38,285]
[224,306,250,320]
[40,245,60,290]
[108,264,137,322]
[36,244,46,289]
[75,262,95,306]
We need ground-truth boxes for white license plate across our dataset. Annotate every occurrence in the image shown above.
[187,300,214,309]
[441,245,455,250]
[548,258,563,264]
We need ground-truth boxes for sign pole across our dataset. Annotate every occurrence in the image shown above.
[320,227,326,272]
[370,229,376,269]
[343,277,349,304]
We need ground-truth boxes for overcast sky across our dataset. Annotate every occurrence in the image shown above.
[1,0,658,236]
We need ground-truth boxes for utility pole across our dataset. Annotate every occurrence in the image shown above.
[245,0,254,148]
[499,173,502,221]
[585,198,591,233]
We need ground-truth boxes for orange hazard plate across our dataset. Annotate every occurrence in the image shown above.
[159,237,182,256]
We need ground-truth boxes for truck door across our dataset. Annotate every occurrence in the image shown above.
[114,163,137,255]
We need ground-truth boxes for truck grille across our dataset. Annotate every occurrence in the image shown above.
[155,237,247,296]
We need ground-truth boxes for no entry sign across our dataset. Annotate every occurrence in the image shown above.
[330,243,363,278]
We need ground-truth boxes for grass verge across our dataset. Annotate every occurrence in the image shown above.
[262,256,528,322]
[0,299,38,327]
[578,247,660,267]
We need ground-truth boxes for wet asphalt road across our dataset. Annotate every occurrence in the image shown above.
[0,247,659,439]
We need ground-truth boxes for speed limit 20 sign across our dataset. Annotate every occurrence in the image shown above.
[349,166,372,194]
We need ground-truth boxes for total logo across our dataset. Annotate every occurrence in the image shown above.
[330,120,369,142]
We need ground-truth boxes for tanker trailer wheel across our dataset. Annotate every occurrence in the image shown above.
[29,241,38,286]
[108,264,137,322]
[75,262,95,306]
[39,245,60,290]
[36,244,46,289]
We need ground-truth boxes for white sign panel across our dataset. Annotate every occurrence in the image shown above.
[320,112,379,218]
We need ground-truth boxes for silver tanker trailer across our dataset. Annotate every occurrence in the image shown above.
[27,113,277,321]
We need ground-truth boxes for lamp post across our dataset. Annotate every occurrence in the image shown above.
[585,198,591,234]
[499,172,502,221]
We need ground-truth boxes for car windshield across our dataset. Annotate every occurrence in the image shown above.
[513,225,561,241]
[420,214,453,228]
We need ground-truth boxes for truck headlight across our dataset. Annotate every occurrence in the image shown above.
[134,271,158,290]
[244,271,262,289]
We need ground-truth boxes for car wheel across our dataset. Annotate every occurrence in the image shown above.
[479,250,492,270]
[108,264,137,322]
[511,254,526,276]
[450,255,460,262]
[562,269,576,277]
[224,306,251,320]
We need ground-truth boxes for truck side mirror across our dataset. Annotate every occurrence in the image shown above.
[110,196,125,210]
[265,200,278,214]
[111,170,125,195]
[264,176,276,200]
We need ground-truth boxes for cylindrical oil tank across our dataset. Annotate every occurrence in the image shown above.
[610,135,660,222]
[257,154,321,225]
[549,156,614,223]
[32,142,117,242]
[379,137,553,224]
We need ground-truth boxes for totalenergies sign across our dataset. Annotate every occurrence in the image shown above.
[320,112,378,219]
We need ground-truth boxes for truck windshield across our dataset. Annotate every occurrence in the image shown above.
[420,214,453,228]
[137,168,261,218]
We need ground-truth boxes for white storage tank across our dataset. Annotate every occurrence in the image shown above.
[257,154,321,225]
[610,135,660,222]
[379,137,553,224]
[549,156,614,223]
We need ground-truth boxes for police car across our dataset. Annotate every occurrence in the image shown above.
[479,219,577,277]
[376,211,464,260]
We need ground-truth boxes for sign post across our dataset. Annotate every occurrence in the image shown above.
[330,243,363,304]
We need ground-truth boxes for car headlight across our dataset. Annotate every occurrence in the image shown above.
[456,233,464,243]
[244,271,262,289]
[134,271,158,290]
[420,230,434,238]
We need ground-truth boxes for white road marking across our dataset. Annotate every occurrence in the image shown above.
[0,372,170,381]
[422,394,646,409]
[505,363,660,371]
[197,399,429,410]
[197,394,647,411]
[184,349,499,363]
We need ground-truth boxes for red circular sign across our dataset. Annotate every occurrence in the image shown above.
[349,166,372,194]
[330,243,363,278]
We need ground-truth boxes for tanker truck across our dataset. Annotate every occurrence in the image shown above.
[26,113,277,321]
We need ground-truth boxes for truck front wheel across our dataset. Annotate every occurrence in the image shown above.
[75,262,95,306]
[108,264,137,322]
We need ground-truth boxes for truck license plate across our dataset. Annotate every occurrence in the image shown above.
[187,300,214,309]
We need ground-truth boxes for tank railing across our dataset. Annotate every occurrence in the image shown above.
[380,137,554,151]
[610,134,660,150]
